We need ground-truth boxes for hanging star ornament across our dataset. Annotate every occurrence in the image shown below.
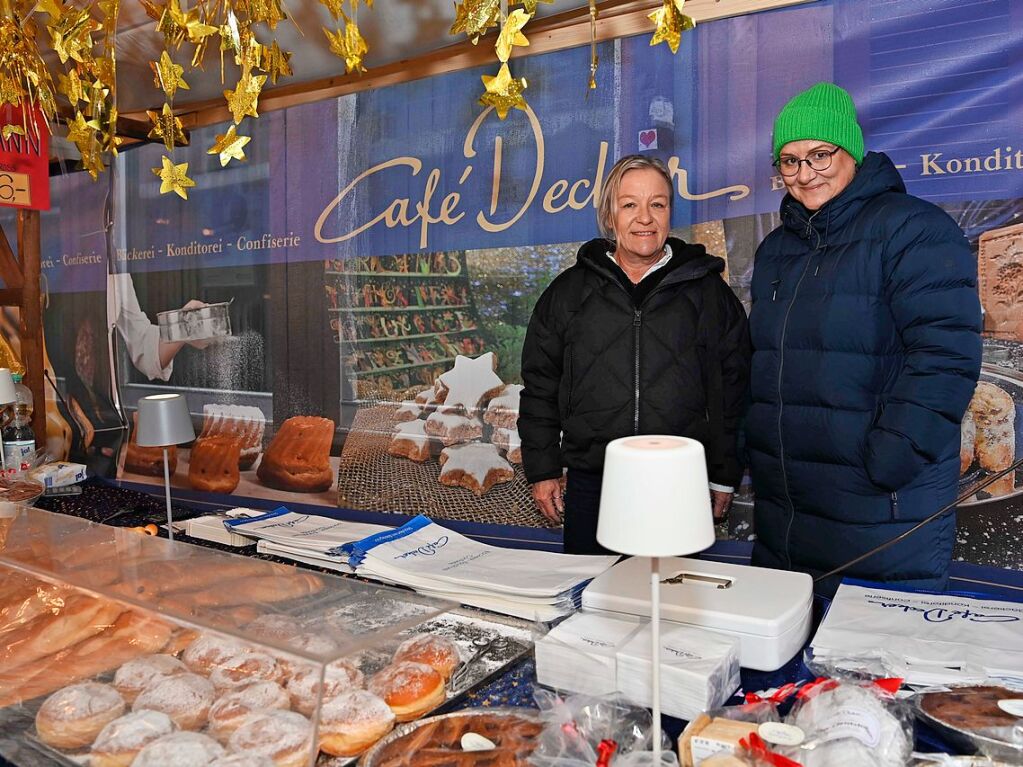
[261,40,292,84]
[2,125,26,140]
[223,70,266,124]
[479,62,527,120]
[450,0,500,43]
[182,7,218,43]
[324,21,368,74]
[57,69,85,104]
[146,102,188,151]
[152,155,195,199]
[495,8,530,62]
[151,50,189,99]
[648,0,695,55]
[65,110,97,149]
[207,125,250,166]
[520,0,552,13]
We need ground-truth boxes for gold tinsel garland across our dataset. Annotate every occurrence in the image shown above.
[0,0,695,194]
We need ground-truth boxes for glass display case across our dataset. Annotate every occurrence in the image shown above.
[0,505,532,766]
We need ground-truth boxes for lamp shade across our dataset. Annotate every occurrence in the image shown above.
[596,435,715,557]
[136,394,195,447]
[0,369,15,405]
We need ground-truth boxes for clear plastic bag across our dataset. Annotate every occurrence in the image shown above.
[678,684,797,767]
[531,688,678,767]
[778,678,911,767]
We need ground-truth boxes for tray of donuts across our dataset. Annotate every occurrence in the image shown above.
[0,606,534,767]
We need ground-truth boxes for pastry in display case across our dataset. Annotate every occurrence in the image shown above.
[0,505,532,766]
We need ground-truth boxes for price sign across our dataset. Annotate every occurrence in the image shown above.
[0,106,50,211]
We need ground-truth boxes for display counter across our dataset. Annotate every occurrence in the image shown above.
[0,504,533,766]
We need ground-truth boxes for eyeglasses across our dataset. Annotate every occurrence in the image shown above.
[773,146,842,176]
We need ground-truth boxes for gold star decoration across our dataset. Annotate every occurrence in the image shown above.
[648,0,695,55]
[318,0,345,20]
[261,41,293,84]
[324,22,368,74]
[496,8,530,62]
[80,146,106,179]
[151,50,189,99]
[207,125,250,166]
[146,102,188,151]
[152,155,195,199]
[181,7,217,43]
[223,70,266,124]
[37,0,65,23]
[520,0,552,13]
[479,62,527,120]
[65,110,96,149]
[50,9,99,63]
[450,0,500,43]
[57,69,85,104]
[2,125,26,140]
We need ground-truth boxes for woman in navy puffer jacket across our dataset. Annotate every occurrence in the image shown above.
[748,83,982,597]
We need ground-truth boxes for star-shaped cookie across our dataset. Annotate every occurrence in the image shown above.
[435,352,505,417]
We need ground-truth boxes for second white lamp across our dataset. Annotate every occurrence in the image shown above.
[136,393,195,541]
[597,435,715,760]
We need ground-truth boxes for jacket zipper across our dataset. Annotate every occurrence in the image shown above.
[633,309,642,434]
[890,492,899,519]
[777,228,818,570]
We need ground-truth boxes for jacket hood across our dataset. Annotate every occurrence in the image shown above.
[577,236,725,283]
[781,151,906,241]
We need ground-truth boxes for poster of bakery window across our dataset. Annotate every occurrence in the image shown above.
[14,0,1023,564]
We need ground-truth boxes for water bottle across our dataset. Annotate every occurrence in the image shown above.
[3,373,35,472]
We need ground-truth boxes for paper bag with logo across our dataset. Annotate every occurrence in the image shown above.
[808,583,1023,686]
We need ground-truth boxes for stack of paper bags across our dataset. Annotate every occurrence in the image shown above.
[340,515,618,621]
[224,508,392,572]
[616,622,741,721]
[810,582,1023,686]
[535,612,643,696]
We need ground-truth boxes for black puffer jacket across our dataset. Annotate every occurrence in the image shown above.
[519,237,751,487]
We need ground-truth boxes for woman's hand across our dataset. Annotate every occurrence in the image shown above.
[710,489,733,520]
[531,478,564,524]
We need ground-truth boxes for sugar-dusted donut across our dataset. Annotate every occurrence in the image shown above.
[132,673,215,731]
[89,710,176,767]
[113,653,188,704]
[132,731,225,767]
[285,659,363,717]
[181,633,252,676]
[317,689,395,757]
[392,634,460,680]
[209,651,281,691]
[367,661,445,722]
[35,682,126,750]
[207,680,291,742]
[227,710,313,767]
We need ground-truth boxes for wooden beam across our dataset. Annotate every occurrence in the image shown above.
[128,0,816,130]
[15,210,45,446]
[0,224,22,291]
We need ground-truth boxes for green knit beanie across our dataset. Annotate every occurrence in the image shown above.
[772,82,864,164]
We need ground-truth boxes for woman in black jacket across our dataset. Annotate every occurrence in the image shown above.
[519,155,751,554]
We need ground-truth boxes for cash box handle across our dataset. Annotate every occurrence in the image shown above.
[661,571,734,589]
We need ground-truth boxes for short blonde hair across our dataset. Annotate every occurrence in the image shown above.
[597,155,674,240]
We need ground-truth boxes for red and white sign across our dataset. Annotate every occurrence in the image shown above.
[0,105,50,211]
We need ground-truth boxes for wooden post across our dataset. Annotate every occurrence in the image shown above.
[15,210,44,445]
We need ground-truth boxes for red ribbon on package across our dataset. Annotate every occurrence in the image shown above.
[739,732,803,767]
[0,105,50,211]
[745,681,800,705]
[595,739,617,767]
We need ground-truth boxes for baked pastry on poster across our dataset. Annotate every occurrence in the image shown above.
[958,364,1023,505]
[117,407,340,506]
[339,353,550,528]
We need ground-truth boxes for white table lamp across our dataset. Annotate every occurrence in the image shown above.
[597,436,715,760]
[0,369,19,473]
[136,394,195,540]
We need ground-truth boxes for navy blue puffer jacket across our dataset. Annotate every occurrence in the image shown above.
[748,152,982,597]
